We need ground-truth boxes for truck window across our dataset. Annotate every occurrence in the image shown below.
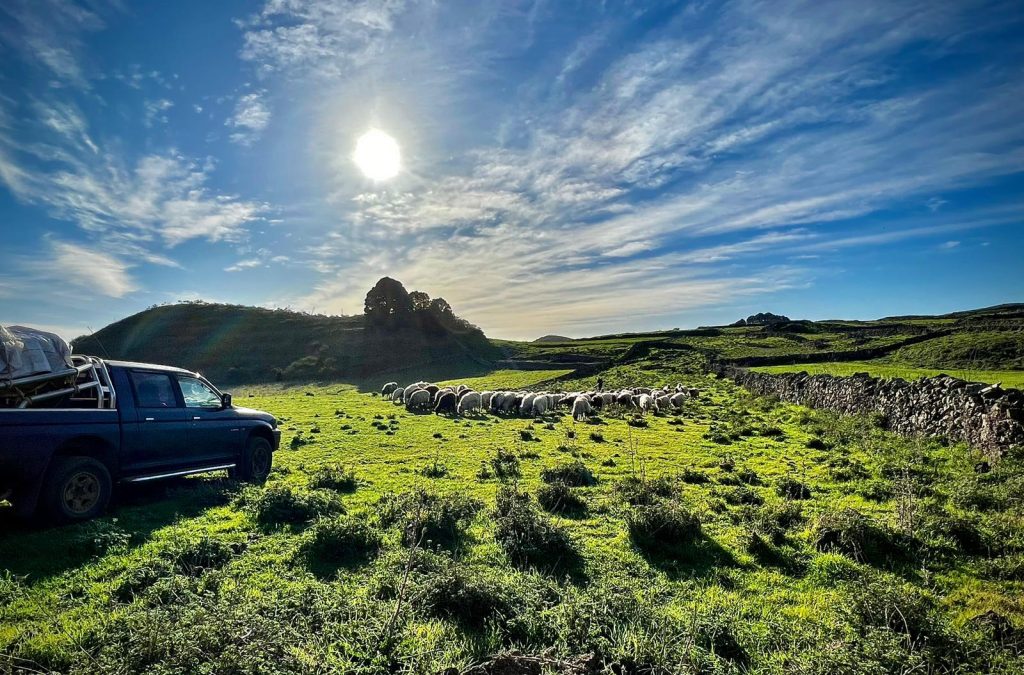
[177,376,222,408]
[131,372,179,408]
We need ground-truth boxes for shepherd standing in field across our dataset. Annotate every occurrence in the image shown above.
[596,377,604,391]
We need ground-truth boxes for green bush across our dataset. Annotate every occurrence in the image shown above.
[489,448,521,479]
[540,460,596,487]
[812,508,903,564]
[301,516,381,569]
[378,489,482,549]
[308,464,359,492]
[776,477,812,500]
[536,482,587,515]
[238,485,345,526]
[626,500,702,556]
[493,485,576,570]
[722,485,764,506]
[616,475,676,506]
[162,536,240,577]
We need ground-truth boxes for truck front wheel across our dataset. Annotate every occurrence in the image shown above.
[232,436,273,484]
[42,456,112,523]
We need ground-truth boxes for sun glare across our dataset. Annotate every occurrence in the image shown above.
[353,129,401,181]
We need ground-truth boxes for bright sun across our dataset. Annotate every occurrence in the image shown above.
[353,129,401,181]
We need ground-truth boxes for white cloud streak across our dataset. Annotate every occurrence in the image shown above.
[227,91,271,145]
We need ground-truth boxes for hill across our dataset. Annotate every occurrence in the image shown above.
[73,291,501,384]
[533,334,572,343]
[498,303,1024,385]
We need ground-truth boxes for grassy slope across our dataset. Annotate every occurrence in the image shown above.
[751,362,1024,389]
[2,369,1022,673]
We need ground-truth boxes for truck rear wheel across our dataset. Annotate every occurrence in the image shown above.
[42,456,112,523]
[231,436,273,484]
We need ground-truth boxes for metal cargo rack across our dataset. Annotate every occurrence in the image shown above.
[0,355,116,409]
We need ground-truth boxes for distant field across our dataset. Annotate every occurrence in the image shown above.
[751,361,1024,388]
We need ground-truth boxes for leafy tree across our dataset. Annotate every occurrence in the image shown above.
[410,291,432,312]
[364,277,413,328]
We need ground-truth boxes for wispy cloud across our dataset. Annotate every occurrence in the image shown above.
[0,0,107,86]
[143,98,174,127]
[226,90,271,145]
[0,97,266,250]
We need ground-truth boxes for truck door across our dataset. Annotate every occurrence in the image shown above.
[176,375,241,464]
[122,370,191,472]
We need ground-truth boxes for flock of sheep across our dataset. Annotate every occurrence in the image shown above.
[379,381,700,421]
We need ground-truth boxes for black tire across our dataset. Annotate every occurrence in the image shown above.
[41,456,112,523]
[233,436,273,484]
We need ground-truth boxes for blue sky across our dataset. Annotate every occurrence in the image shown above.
[0,0,1022,341]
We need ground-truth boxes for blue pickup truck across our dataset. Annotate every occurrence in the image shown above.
[0,359,280,522]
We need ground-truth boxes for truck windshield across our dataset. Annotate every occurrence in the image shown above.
[177,377,222,408]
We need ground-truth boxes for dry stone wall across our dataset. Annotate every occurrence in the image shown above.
[723,368,1024,458]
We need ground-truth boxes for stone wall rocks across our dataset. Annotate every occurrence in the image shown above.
[722,368,1023,458]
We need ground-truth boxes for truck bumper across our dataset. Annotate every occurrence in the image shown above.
[272,429,281,450]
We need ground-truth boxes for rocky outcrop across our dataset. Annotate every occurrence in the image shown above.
[722,368,1023,457]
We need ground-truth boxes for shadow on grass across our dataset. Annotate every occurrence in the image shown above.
[634,533,738,580]
[0,475,237,583]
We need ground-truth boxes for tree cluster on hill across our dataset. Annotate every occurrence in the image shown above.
[731,312,791,327]
[364,277,485,337]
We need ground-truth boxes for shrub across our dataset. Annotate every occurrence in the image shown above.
[737,468,761,485]
[722,485,764,506]
[589,431,604,442]
[679,468,710,484]
[626,500,702,556]
[308,464,359,492]
[519,429,534,441]
[69,520,133,557]
[540,460,597,487]
[776,477,812,500]
[378,489,482,549]
[805,438,827,450]
[371,550,513,629]
[163,536,238,576]
[616,475,676,506]
[489,448,521,479]
[856,478,893,502]
[418,460,449,479]
[806,552,864,585]
[812,508,902,563]
[537,482,587,515]
[301,516,381,569]
[238,486,345,526]
[626,415,648,428]
[493,485,576,570]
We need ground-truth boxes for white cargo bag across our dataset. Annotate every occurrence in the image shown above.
[0,325,73,380]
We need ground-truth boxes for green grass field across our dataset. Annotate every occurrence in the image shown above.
[751,361,1024,389]
[2,369,1022,673]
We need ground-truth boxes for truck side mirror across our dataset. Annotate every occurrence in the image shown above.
[222,393,233,408]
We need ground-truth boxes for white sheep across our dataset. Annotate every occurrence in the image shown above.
[521,393,537,417]
[491,391,506,412]
[638,394,655,413]
[391,387,405,402]
[670,392,687,409]
[571,395,592,421]
[381,381,398,397]
[655,395,673,412]
[601,392,614,406]
[458,391,482,415]
[532,395,550,416]
[480,391,494,409]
